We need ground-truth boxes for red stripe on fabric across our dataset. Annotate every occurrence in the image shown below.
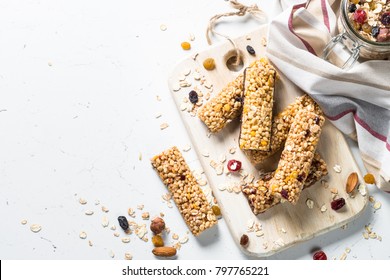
[326,109,390,152]
[321,0,330,32]
[288,3,317,55]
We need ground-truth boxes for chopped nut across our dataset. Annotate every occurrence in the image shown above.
[142,212,150,220]
[346,172,359,193]
[101,206,109,213]
[150,217,165,234]
[320,205,327,213]
[102,216,109,228]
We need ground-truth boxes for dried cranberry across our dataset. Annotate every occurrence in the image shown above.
[240,234,249,246]
[313,250,327,260]
[227,159,242,172]
[331,197,346,211]
[348,4,357,13]
[118,216,129,230]
[246,45,256,55]
[381,12,390,26]
[188,90,198,104]
[281,189,289,199]
[353,9,367,25]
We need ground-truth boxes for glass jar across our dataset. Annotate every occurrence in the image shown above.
[323,0,390,69]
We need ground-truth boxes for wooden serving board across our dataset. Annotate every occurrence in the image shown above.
[168,26,368,257]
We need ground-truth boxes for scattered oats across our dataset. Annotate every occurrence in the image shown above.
[332,193,339,200]
[167,202,173,208]
[369,196,375,203]
[78,198,87,205]
[156,95,162,101]
[333,164,342,173]
[94,200,100,205]
[193,72,201,80]
[204,81,213,89]
[191,53,199,60]
[101,206,109,213]
[160,123,169,130]
[125,229,133,235]
[256,231,264,237]
[373,201,382,210]
[198,179,207,186]
[88,240,93,247]
[281,228,287,234]
[261,36,267,46]
[262,242,268,249]
[306,199,314,209]
[202,151,210,157]
[358,184,367,196]
[160,24,167,31]
[247,219,255,230]
[165,227,171,234]
[137,204,144,210]
[365,224,372,233]
[160,212,165,217]
[233,186,241,193]
[193,170,202,181]
[122,237,131,243]
[172,83,181,92]
[189,33,195,41]
[274,238,285,247]
[155,113,162,118]
[189,111,196,117]
[173,242,182,250]
[345,247,351,253]
[179,81,191,87]
[125,253,133,260]
[138,152,142,161]
[142,212,150,220]
[21,219,27,225]
[172,233,179,240]
[79,231,87,239]
[48,62,52,66]
[341,224,348,230]
[183,68,191,76]
[245,174,255,184]
[114,232,120,237]
[85,210,94,215]
[340,252,347,260]
[363,232,369,239]
[182,145,191,152]
[321,179,329,188]
[180,102,188,111]
[135,224,147,239]
[219,154,226,163]
[30,224,42,233]
[373,3,382,13]
[330,188,338,194]
[369,232,377,239]
[109,250,115,258]
[239,169,248,178]
[377,235,382,241]
[180,235,189,244]
[218,184,227,191]
[128,208,136,217]
[209,160,218,169]
[246,35,251,40]
[178,74,186,81]
[110,225,116,231]
[320,204,327,213]
[229,147,236,154]
[216,165,224,175]
[102,216,109,228]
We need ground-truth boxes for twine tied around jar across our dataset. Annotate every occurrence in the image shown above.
[206,0,266,66]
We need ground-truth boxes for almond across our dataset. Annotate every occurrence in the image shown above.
[346,172,359,194]
[152,246,177,257]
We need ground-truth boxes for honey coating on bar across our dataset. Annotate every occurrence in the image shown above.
[198,73,244,133]
[239,58,276,151]
[242,153,328,214]
[245,94,323,165]
[269,108,325,204]
[151,147,217,235]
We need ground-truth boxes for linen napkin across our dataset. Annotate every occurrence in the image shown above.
[266,0,390,191]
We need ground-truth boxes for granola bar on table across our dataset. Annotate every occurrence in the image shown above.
[151,146,217,236]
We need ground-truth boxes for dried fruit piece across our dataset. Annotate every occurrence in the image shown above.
[152,235,164,247]
[150,217,165,234]
[246,45,255,55]
[331,198,346,211]
[227,159,242,172]
[348,3,357,13]
[371,26,380,38]
[212,205,221,216]
[181,41,191,50]
[364,173,376,184]
[203,58,216,70]
[381,12,390,26]
[240,234,249,246]
[152,247,177,257]
[118,216,129,231]
[188,90,199,104]
[346,172,359,193]
[353,10,367,25]
[313,250,327,260]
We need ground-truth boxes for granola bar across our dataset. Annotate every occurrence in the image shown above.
[151,146,217,235]
[239,58,276,151]
[198,73,244,133]
[269,107,325,204]
[245,94,323,165]
[242,153,328,214]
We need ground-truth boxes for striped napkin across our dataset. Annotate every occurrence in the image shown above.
[266,0,390,191]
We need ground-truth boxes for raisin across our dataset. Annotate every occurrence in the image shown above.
[371,26,380,38]
[240,234,249,246]
[188,90,198,104]
[227,159,242,172]
[281,189,289,199]
[180,174,186,180]
[297,174,305,182]
[118,216,129,230]
[314,116,320,125]
[203,58,216,70]
[246,45,256,55]
[235,96,243,103]
[305,129,311,137]
[364,173,376,184]
[381,12,390,26]
[331,197,346,211]
[212,205,221,216]
[348,4,357,13]
[313,250,327,260]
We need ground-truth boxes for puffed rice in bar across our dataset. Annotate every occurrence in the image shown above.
[245,94,323,165]
[269,107,325,204]
[242,153,328,214]
[239,58,276,151]
[151,146,217,235]
[198,73,244,133]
